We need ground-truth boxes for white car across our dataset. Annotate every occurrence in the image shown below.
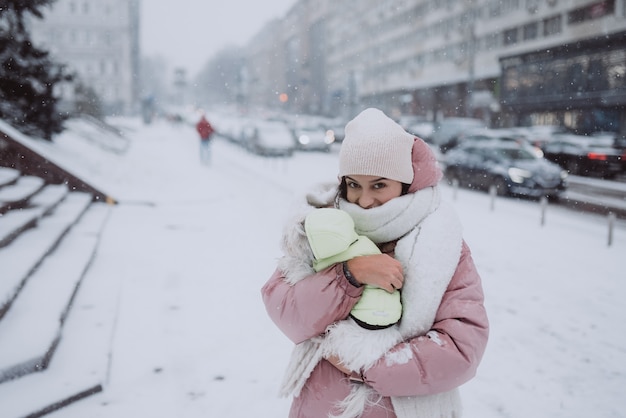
[291,124,335,152]
[242,120,295,157]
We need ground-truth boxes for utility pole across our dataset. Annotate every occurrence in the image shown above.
[466,23,476,118]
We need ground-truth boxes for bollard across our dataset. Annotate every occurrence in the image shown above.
[489,185,496,211]
[539,196,548,226]
[608,212,615,247]
[452,178,459,200]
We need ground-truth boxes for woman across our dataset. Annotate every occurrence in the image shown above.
[261,108,489,418]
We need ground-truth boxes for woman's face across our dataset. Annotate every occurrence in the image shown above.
[344,175,404,209]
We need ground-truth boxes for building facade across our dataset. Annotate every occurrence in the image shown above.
[29,0,140,116]
[246,0,626,133]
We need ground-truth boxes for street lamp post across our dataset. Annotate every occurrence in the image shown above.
[466,23,476,117]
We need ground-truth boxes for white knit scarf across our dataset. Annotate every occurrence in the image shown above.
[278,184,464,418]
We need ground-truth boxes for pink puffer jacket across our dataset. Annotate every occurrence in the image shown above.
[261,241,488,418]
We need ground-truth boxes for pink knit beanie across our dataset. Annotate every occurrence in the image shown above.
[339,108,442,191]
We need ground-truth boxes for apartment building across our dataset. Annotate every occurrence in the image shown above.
[244,20,288,110]
[29,0,140,115]
[243,0,332,115]
[248,0,626,132]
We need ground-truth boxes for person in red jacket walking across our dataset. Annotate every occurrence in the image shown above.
[196,113,215,165]
[262,108,488,418]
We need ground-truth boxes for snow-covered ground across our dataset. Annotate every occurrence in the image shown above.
[37,115,624,418]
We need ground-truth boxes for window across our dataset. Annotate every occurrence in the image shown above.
[489,1,502,17]
[503,28,519,46]
[523,22,538,40]
[485,33,499,50]
[568,0,615,25]
[543,15,562,36]
[501,0,521,13]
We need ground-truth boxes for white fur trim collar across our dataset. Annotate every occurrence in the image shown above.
[278,184,464,418]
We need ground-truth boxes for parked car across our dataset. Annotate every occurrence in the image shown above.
[396,115,424,131]
[521,125,572,148]
[290,123,335,152]
[614,134,626,149]
[430,117,486,149]
[241,119,295,157]
[324,121,346,143]
[443,139,568,200]
[406,120,435,141]
[439,128,536,154]
[539,134,626,179]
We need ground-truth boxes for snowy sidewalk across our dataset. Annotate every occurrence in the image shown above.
[45,118,624,418]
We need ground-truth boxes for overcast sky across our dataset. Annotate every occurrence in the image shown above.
[140,0,295,77]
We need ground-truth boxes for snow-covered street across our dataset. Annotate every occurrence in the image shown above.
[42,116,624,418]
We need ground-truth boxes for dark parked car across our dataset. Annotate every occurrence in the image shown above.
[396,115,435,141]
[614,134,626,149]
[407,120,435,142]
[440,128,536,154]
[431,117,486,149]
[539,134,626,179]
[444,140,568,199]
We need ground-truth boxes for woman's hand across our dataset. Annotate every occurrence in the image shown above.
[345,254,404,293]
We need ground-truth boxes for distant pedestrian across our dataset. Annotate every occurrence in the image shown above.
[196,113,215,165]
